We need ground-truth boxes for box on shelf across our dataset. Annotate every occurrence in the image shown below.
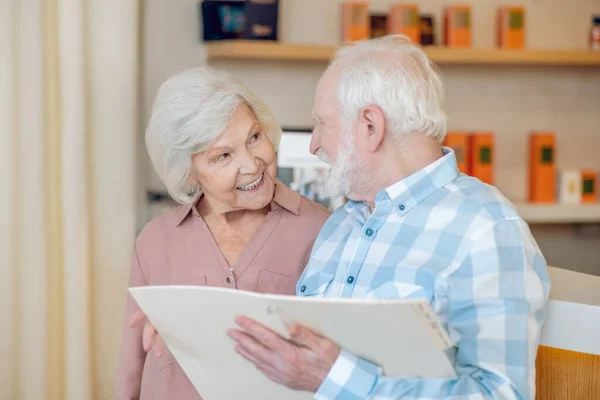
[341,2,370,42]
[557,170,581,205]
[528,132,556,203]
[370,14,388,39]
[388,4,419,44]
[497,6,525,49]
[443,132,470,174]
[444,5,471,48]
[201,0,279,42]
[468,132,494,185]
[581,170,598,203]
[419,14,435,46]
[244,0,279,40]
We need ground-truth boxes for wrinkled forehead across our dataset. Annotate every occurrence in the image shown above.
[314,66,341,113]
[208,104,259,146]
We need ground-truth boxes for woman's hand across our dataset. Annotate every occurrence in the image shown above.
[129,309,165,358]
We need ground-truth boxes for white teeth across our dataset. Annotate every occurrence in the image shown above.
[237,173,263,191]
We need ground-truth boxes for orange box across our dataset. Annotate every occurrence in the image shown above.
[528,132,556,203]
[581,170,598,203]
[497,6,525,49]
[444,5,471,47]
[443,132,470,174]
[468,132,494,185]
[388,4,420,44]
[341,2,370,42]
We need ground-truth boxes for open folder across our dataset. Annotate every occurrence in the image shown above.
[129,286,456,400]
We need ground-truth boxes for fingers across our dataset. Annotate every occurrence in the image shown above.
[234,316,284,350]
[288,323,341,365]
[129,308,147,328]
[154,335,164,358]
[235,344,283,385]
[288,323,322,349]
[234,343,262,366]
[142,320,157,352]
[228,329,273,365]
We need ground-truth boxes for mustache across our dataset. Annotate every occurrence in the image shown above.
[316,149,331,164]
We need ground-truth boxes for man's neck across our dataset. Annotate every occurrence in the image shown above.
[353,134,444,210]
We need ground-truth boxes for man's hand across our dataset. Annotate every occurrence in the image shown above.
[129,308,165,358]
[227,316,341,392]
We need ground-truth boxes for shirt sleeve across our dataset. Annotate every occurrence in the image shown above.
[315,218,551,400]
[114,245,148,400]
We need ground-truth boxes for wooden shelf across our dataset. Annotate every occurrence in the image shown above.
[515,203,600,224]
[206,41,600,66]
[206,41,337,62]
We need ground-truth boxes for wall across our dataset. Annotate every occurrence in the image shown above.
[143,0,600,274]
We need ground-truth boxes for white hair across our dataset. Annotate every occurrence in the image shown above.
[331,34,447,142]
[145,67,281,204]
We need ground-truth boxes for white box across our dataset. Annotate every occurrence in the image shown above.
[557,170,581,205]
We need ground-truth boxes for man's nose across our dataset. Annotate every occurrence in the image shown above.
[309,130,320,155]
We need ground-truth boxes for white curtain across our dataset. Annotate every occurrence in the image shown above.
[0,1,140,399]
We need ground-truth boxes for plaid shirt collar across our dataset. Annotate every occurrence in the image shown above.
[344,147,460,221]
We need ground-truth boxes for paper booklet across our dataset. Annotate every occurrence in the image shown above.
[129,286,456,400]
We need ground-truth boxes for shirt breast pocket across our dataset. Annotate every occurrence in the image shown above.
[297,272,335,297]
[365,281,431,302]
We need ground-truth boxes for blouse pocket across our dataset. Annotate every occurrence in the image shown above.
[156,347,177,372]
[256,270,296,295]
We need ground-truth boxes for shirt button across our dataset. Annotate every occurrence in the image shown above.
[399,204,405,210]
[347,276,355,284]
[365,228,374,237]
[226,276,233,284]
[300,285,306,293]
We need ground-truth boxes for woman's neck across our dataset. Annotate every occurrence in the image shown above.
[197,198,270,227]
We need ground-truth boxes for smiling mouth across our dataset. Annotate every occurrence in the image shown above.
[236,173,264,191]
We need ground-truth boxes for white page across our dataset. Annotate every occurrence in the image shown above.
[130,286,456,400]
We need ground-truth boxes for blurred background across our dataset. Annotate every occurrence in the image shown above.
[1,0,599,399]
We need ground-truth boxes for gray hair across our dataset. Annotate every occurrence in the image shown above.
[145,67,281,204]
[331,34,447,142]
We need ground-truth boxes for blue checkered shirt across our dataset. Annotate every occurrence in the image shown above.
[296,148,550,400]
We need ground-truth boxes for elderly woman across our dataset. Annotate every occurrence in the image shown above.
[115,67,330,399]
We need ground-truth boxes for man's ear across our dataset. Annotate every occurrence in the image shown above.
[358,105,386,152]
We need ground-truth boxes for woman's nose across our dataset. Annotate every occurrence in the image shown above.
[238,151,260,175]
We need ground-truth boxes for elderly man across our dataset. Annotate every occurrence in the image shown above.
[228,35,551,400]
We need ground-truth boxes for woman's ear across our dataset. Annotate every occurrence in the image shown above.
[186,173,198,186]
[188,154,201,186]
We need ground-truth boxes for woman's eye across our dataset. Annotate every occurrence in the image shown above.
[250,133,260,142]
[217,153,230,162]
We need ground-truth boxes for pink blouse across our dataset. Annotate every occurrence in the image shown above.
[115,183,331,399]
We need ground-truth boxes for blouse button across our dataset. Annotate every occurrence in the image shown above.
[226,276,233,284]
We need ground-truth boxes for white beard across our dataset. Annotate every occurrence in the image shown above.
[317,132,358,198]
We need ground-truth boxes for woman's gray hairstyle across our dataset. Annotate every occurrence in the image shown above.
[331,34,447,142]
[145,67,281,204]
